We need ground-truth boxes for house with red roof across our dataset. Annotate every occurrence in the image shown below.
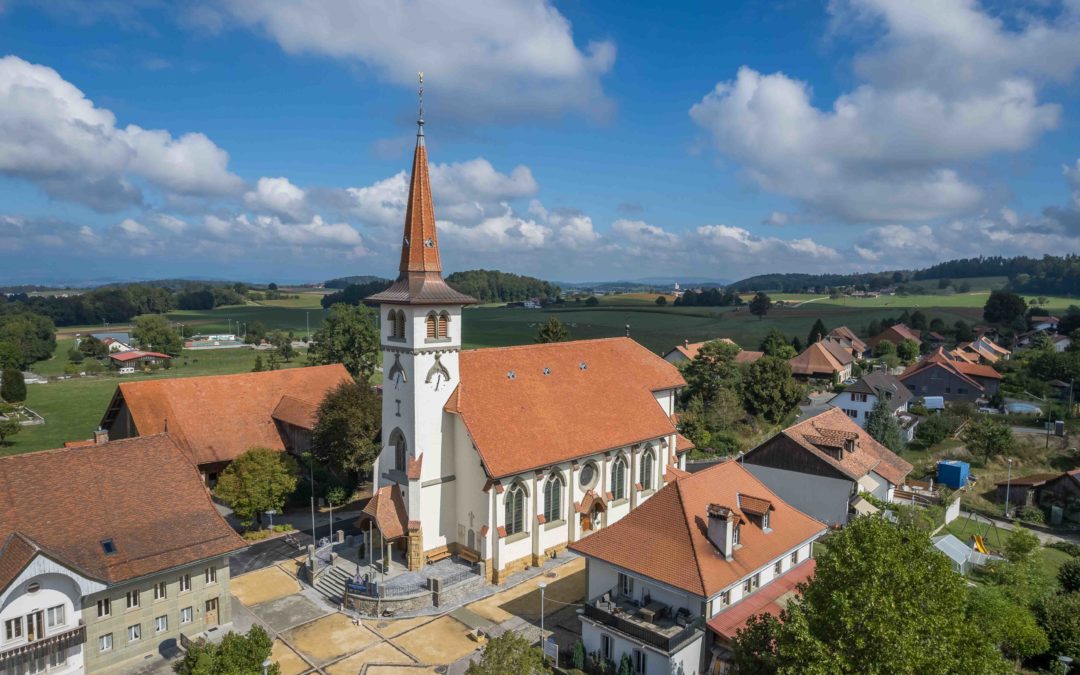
[899,347,1002,403]
[570,460,826,675]
[741,408,913,526]
[787,340,854,383]
[866,323,921,351]
[107,350,171,371]
[662,338,764,366]
[358,110,694,584]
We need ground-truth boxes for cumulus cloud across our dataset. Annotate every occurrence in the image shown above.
[690,0,1080,223]
[244,176,309,221]
[0,55,243,211]
[189,0,615,122]
[611,219,680,249]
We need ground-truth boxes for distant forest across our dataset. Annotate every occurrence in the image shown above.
[730,254,1080,296]
[445,270,561,303]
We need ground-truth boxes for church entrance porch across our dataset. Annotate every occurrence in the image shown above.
[577,490,607,533]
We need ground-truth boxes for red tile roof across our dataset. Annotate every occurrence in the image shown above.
[0,435,246,591]
[109,350,171,362]
[103,365,352,466]
[707,559,816,642]
[271,395,320,430]
[668,339,763,364]
[766,408,912,486]
[901,348,1002,386]
[826,326,867,353]
[357,484,408,540]
[446,338,685,478]
[570,460,825,597]
[788,342,847,377]
[867,324,921,349]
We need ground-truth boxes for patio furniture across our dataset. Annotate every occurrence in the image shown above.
[638,600,666,623]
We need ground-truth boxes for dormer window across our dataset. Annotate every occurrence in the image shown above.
[762,512,770,530]
[101,539,117,555]
[732,524,740,545]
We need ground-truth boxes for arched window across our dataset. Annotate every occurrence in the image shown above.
[612,456,627,501]
[438,311,450,338]
[425,312,438,339]
[395,311,406,339]
[505,483,527,536]
[389,429,407,472]
[544,473,564,522]
[640,449,655,491]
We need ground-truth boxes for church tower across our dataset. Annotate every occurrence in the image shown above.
[367,75,476,569]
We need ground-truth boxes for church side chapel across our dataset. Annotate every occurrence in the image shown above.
[360,84,694,583]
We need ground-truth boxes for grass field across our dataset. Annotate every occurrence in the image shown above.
[945,517,1072,586]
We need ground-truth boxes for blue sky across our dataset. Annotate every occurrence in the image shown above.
[1,0,1079,285]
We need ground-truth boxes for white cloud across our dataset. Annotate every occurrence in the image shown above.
[244,176,309,221]
[690,0,1080,222]
[438,209,550,251]
[193,0,615,122]
[114,218,151,238]
[611,219,680,249]
[694,224,841,261]
[0,55,243,211]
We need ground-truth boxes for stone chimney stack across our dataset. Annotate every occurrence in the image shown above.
[706,503,736,560]
[93,427,109,445]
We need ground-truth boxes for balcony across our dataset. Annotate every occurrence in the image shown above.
[0,620,86,667]
[582,593,703,654]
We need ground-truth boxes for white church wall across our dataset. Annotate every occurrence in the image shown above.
[452,417,490,558]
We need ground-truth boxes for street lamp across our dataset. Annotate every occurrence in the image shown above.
[538,581,547,646]
[1004,458,1014,518]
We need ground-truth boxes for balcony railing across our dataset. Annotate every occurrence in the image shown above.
[0,620,86,667]
[583,600,703,653]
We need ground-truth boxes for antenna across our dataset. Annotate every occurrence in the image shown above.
[417,71,425,137]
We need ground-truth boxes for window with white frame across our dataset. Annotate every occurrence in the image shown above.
[611,456,627,500]
[719,590,731,606]
[732,524,741,545]
[762,511,770,529]
[179,574,191,593]
[205,566,217,584]
[97,598,111,618]
[126,590,140,609]
[618,572,634,598]
[633,648,646,675]
[48,648,67,668]
[155,615,168,633]
[640,449,655,491]
[99,633,113,652]
[504,483,526,536]
[791,550,800,566]
[46,605,65,629]
[154,581,167,601]
[4,617,22,642]
[543,473,563,523]
[743,573,761,595]
[181,607,193,624]
[774,559,783,575]
[601,634,613,661]
[127,623,141,642]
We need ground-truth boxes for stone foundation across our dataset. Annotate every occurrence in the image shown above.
[492,552,532,584]
[406,529,424,571]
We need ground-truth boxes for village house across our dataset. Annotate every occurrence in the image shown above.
[0,435,246,674]
[899,348,1002,403]
[361,112,694,583]
[787,341,853,384]
[570,460,826,675]
[866,324,921,351]
[824,326,867,357]
[1030,315,1060,333]
[740,408,913,526]
[99,338,134,353]
[952,336,1010,364]
[662,339,764,366]
[108,350,171,372]
[99,364,351,482]
[828,370,916,441]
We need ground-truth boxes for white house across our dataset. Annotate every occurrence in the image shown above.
[361,110,693,583]
[829,370,916,441]
[570,460,826,675]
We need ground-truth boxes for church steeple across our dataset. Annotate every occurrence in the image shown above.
[367,73,475,306]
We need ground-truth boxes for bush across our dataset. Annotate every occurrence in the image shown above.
[1049,542,1080,558]
[1037,592,1080,662]
[1019,505,1046,524]
[572,640,586,670]
[0,369,26,404]
[1060,559,1080,594]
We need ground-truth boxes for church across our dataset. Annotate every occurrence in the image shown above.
[363,103,693,583]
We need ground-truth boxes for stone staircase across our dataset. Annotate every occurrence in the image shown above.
[313,565,353,604]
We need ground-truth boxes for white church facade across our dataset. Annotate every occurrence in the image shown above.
[363,108,693,583]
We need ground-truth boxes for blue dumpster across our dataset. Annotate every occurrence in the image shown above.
[937,460,970,489]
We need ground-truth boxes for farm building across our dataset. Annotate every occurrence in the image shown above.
[899,348,1001,403]
[108,350,171,370]
[787,341,853,384]
[663,338,764,365]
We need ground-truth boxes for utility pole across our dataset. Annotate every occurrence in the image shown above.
[1003,458,1013,518]
[538,581,547,648]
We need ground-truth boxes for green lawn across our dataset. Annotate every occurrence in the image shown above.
[945,518,1072,587]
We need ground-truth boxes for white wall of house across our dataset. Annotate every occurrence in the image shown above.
[834,391,876,428]
[581,620,701,675]
[453,420,489,558]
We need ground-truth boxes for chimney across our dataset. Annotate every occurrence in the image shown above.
[93,427,109,445]
[684,339,689,347]
[706,503,736,560]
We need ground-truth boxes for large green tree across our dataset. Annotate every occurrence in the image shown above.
[214,447,298,527]
[896,339,920,363]
[465,630,550,675]
[731,516,1009,674]
[132,314,183,356]
[681,339,742,407]
[1037,592,1080,664]
[312,381,381,475]
[534,316,569,343]
[760,329,796,359]
[0,312,56,368]
[983,290,1027,325]
[865,397,903,452]
[307,304,379,379]
[807,319,828,346]
[748,292,772,320]
[173,625,279,675]
[965,586,1048,664]
[741,356,803,424]
[961,416,1015,465]
[1,369,26,404]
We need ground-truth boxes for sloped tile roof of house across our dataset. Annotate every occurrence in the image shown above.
[706,558,816,641]
[839,371,913,412]
[358,484,409,540]
[0,434,246,592]
[102,364,351,466]
[757,407,912,486]
[667,338,764,364]
[445,337,685,479]
[271,395,321,430]
[902,348,1002,385]
[570,460,825,597]
[868,324,921,349]
[826,326,867,353]
[788,342,846,377]
[109,350,172,362]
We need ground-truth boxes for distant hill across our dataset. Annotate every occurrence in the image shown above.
[323,275,391,289]
[446,270,560,303]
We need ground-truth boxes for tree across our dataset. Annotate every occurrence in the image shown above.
[0,312,56,368]
[984,290,1027,325]
[0,341,19,370]
[730,516,1009,674]
[681,340,742,407]
[1037,592,1080,664]
[965,586,1048,664]
[0,418,21,446]
[618,653,634,675]
[742,356,803,424]
[465,630,550,675]
[265,350,280,371]
[909,310,928,331]
[1059,558,1080,593]
[252,354,264,372]
[307,304,379,379]
[807,319,828,346]
[760,329,796,359]
[268,282,278,291]
[585,296,599,307]
[312,381,381,475]
[655,295,667,306]
[865,398,903,452]
[954,320,974,342]
[961,416,1015,464]
[896,339,920,363]
[1,368,27,404]
[132,314,182,356]
[749,292,772,320]
[534,316,570,343]
[78,335,107,359]
[873,340,896,358]
[214,447,298,527]
[173,625,279,675]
